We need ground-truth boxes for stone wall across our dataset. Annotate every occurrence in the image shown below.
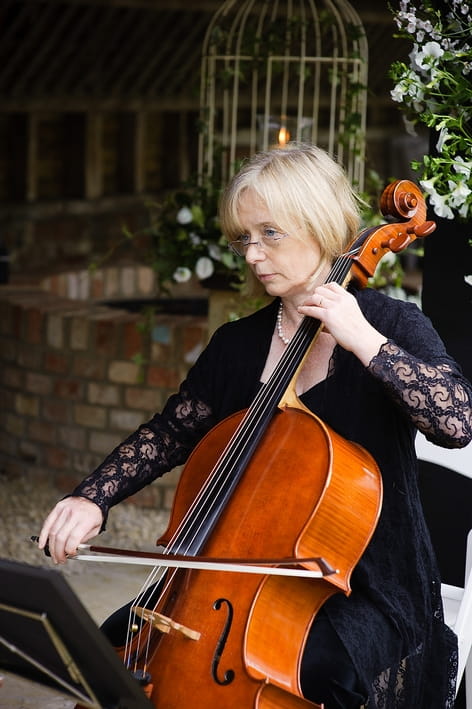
[0,265,208,510]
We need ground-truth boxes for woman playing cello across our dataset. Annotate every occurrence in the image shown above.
[39,144,472,708]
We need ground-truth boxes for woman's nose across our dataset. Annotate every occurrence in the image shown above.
[245,241,266,263]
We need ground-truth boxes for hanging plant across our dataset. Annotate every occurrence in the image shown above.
[389,0,472,221]
[143,178,244,293]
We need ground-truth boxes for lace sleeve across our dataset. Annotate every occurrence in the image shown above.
[368,340,472,448]
[72,385,216,519]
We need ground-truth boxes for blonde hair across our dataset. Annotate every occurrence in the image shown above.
[220,143,360,269]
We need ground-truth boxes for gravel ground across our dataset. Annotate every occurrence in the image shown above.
[0,472,169,571]
[0,472,170,708]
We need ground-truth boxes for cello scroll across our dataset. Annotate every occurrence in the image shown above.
[349,179,436,288]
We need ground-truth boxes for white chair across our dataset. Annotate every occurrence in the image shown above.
[415,433,472,705]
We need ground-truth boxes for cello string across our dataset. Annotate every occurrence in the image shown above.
[153,252,355,559]
[122,249,356,664]
[154,252,355,557]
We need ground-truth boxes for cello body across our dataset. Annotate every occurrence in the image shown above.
[121,406,382,708]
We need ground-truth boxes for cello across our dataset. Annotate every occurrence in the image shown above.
[49,180,435,709]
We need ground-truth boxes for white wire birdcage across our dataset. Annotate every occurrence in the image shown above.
[198,0,368,190]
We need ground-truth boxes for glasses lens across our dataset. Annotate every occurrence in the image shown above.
[229,241,244,257]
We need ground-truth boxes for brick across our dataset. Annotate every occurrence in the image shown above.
[16,343,42,370]
[137,267,155,295]
[3,366,24,390]
[125,387,161,412]
[70,317,89,350]
[45,445,71,469]
[104,267,120,298]
[18,439,40,464]
[109,360,140,384]
[4,413,26,437]
[182,324,206,353]
[58,425,87,450]
[71,451,103,475]
[66,272,80,300]
[44,351,69,373]
[147,365,180,389]
[74,404,106,428]
[95,321,117,356]
[0,337,17,362]
[54,378,83,399]
[47,313,64,349]
[42,399,71,424]
[109,409,145,431]
[0,302,12,335]
[25,371,53,396]
[89,430,122,455]
[72,354,106,380]
[0,431,19,457]
[121,266,136,297]
[123,321,144,359]
[129,485,162,509]
[0,457,24,478]
[88,381,120,406]
[12,305,22,338]
[15,393,39,417]
[25,309,43,344]
[91,272,105,299]
[28,419,56,443]
[0,387,15,411]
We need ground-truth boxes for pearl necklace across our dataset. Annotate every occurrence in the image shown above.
[276,302,291,345]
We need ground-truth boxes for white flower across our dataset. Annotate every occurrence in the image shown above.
[447,179,472,207]
[429,192,455,219]
[453,156,472,178]
[436,127,450,153]
[380,250,398,266]
[391,84,405,103]
[173,266,192,282]
[465,275,472,286]
[423,40,444,58]
[409,42,443,72]
[189,231,202,246]
[195,256,214,280]
[176,206,193,225]
[208,243,222,261]
[391,83,408,102]
[419,176,437,194]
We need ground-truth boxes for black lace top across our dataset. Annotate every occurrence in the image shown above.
[73,288,472,708]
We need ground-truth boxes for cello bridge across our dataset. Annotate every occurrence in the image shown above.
[132,606,201,641]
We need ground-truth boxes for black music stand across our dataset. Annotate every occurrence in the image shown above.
[0,558,153,709]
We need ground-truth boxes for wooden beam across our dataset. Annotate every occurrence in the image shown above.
[85,112,103,199]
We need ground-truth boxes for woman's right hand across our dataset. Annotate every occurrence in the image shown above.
[37,496,103,564]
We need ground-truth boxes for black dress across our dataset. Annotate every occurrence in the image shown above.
[73,287,472,708]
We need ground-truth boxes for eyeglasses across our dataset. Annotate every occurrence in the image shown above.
[228,227,289,257]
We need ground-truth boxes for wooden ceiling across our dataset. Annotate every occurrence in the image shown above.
[0,0,408,114]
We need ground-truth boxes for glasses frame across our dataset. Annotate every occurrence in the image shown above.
[228,230,289,257]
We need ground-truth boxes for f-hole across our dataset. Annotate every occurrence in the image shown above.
[211,598,235,686]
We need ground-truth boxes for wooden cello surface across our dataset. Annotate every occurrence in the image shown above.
[119,407,382,708]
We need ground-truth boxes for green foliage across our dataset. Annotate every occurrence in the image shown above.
[141,178,244,294]
[389,0,472,221]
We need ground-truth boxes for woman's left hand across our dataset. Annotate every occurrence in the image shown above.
[297,282,387,366]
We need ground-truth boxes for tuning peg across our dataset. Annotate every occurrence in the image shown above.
[406,221,436,238]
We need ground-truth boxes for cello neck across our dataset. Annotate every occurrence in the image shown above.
[166,246,359,559]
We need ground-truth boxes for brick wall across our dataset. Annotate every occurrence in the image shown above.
[0,266,208,510]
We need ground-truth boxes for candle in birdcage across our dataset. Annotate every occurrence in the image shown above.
[278,125,290,146]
